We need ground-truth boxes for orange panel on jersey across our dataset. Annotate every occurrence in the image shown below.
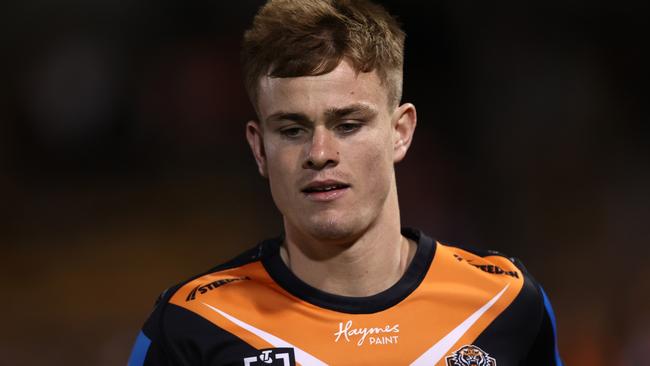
[169,241,524,365]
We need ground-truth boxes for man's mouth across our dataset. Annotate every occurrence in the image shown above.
[301,180,350,201]
[301,183,350,193]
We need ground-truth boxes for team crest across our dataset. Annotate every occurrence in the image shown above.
[445,345,497,366]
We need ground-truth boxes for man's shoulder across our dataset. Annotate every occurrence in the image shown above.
[431,240,546,309]
[431,241,560,363]
[152,238,278,310]
[438,241,528,280]
[441,239,547,310]
[135,241,279,364]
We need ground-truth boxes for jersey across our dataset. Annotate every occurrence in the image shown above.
[128,228,562,366]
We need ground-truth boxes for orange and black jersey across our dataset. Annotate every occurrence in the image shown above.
[128,228,562,366]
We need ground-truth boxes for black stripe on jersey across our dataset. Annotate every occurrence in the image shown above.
[466,254,562,366]
[438,241,562,365]
[260,227,437,314]
[143,304,259,366]
[470,273,545,365]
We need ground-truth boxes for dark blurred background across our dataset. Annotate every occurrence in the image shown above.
[2,0,648,365]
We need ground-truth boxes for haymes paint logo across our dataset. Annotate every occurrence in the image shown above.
[186,276,250,301]
[334,320,400,346]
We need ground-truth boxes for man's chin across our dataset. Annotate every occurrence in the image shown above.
[300,217,360,243]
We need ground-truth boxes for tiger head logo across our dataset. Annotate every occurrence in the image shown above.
[445,345,497,366]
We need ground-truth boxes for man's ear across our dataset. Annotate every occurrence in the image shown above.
[392,103,417,163]
[246,120,268,177]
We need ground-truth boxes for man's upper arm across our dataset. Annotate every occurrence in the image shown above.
[128,289,176,366]
[522,285,564,366]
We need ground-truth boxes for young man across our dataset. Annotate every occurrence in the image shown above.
[129,1,562,365]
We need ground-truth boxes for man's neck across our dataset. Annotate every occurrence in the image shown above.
[279,209,417,297]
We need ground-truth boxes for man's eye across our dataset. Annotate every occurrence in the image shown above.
[336,122,361,134]
[279,127,304,138]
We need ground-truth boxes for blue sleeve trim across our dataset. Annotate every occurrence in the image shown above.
[127,331,152,366]
[540,287,563,366]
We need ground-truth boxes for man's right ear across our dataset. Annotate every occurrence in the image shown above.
[245,120,268,178]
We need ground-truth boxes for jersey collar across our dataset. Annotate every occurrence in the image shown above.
[261,227,436,314]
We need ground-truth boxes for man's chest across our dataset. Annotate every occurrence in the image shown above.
[169,280,528,365]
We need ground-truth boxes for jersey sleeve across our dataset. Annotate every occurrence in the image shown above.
[521,285,564,366]
[127,245,270,366]
[127,288,181,366]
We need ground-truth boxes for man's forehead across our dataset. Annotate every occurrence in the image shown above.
[256,60,388,119]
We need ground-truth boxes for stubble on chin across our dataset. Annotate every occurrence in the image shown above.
[296,213,365,247]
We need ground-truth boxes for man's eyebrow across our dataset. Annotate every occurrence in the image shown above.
[265,112,311,125]
[265,104,378,125]
[324,104,378,120]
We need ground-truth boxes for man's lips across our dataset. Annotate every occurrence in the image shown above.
[301,180,350,202]
[300,180,350,193]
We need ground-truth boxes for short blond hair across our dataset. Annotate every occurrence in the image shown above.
[242,0,406,109]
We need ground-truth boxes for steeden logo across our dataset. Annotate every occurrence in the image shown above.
[333,320,399,346]
[453,254,519,279]
[185,276,250,301]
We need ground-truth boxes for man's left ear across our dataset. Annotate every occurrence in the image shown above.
[392,103,417,163]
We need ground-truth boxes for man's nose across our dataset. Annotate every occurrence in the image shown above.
[302,127,339,170]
